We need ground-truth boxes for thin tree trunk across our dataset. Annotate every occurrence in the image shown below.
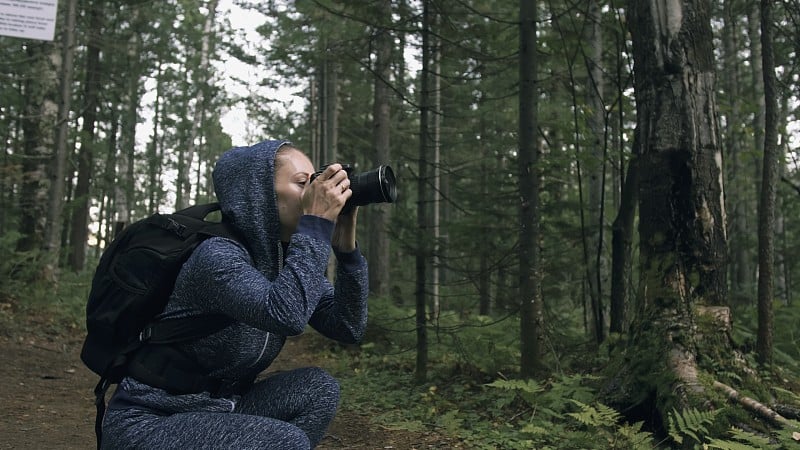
[519,0,542,379]
[415,0,431,384]
[181,0,218,209]
[117,16,141,231]
[756,0,778,366]
[147,62,163,214]
[585,0,606,344]
[724,0,749,304]
[43,0,78,277]
[430,19,441,323]
[68,0,103,271]
[368,0,393,298]
[609,156,638,334]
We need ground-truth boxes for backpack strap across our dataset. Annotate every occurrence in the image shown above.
[92,314,233,448]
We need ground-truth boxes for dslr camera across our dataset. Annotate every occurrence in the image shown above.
[310,163,397,213]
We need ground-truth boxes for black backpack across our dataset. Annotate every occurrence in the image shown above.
[80,203,242,447]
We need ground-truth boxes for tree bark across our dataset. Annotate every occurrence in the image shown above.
[415,0,432,384]
[626,0,728,412]
[68,0,103,272]
[180,0,218,210]
[519,0,542,379]
[756,0,778,366]
[368,0,393,298]
[609,156,638,334]
[17,42,58,254]
[44,0,78,277]
[585,0,606,345]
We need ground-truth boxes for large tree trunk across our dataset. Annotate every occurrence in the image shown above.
[368,0,393,299]
[756,0,778,366]
[626,0,728,413]
[518,0,542,379]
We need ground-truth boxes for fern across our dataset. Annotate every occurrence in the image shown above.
[705,427,773,450]
[667,407,719,445]
[567,400,621,427]
[485,378,544,406]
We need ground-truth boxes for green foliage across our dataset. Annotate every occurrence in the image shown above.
[706,427,773,450]
[667,407,720,445]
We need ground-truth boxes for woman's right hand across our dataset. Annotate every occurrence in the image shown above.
[301,163,353,221]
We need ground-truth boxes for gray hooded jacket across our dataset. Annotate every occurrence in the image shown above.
[110,139,369,415]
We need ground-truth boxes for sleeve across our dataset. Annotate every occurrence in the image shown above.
[308,246,369,344]
[178,219,334,336]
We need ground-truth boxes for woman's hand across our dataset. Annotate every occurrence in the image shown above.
[332,206,358,252]
[302,164,352,222]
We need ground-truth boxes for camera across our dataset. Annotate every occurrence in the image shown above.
[310,163,397,212]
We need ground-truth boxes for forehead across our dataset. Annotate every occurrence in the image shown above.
[276,148,313,174]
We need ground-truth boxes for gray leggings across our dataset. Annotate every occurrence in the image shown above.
[101,367,340,449]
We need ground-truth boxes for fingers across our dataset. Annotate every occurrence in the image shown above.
[303,163,352,220]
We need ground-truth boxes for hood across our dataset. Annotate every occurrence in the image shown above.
[212,139,291,277]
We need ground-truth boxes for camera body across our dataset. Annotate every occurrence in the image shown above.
[310,163,397,213]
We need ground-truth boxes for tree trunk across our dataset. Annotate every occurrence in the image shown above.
[17,42,58,255]
[722,0,749,305]
[43,0,78,277]
[626,0,728,413]
[368,0,393,298]
[117,17,141,230]
[518,0,542,379]
[609,156,638,334]
[68,0,103,271]
[415,0,432,384]
[756,0,778,366]
[430,20,441,322]
[147,62,163,214]
[585,0,606,345]
[180,0,218,210]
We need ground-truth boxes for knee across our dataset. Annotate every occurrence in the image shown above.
[303,367,340,403]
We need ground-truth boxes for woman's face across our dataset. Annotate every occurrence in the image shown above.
[274,148,314,242]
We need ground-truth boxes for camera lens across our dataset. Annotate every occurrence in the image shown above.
[350,165,397,206]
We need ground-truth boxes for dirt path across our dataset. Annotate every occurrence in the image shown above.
[0,322,455,449]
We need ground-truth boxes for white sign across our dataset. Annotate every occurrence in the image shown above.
[0,0,58,41]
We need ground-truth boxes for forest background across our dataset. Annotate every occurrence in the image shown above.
[2,0,800,448]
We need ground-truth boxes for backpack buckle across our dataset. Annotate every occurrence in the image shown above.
[139,326,153,342]
[166,218,187,238]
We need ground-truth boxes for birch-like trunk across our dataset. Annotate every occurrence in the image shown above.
[180,0,218,210]
[17,42,58,254]
[44,0,78,277]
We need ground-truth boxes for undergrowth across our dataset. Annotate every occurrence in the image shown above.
[4,249,800,448]
[323,300,800,449]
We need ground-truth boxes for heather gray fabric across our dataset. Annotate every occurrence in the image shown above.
[101,139,369,449]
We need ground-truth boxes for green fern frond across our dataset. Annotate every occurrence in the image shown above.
[485,379,543,395]
[566,400,621,427]
[667,407,718,445]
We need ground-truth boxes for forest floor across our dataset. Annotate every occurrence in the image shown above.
[0,311,459,449]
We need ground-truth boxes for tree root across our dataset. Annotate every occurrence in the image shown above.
[712,380,796,428]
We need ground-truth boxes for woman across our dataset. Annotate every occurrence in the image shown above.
[101,140,369,449]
